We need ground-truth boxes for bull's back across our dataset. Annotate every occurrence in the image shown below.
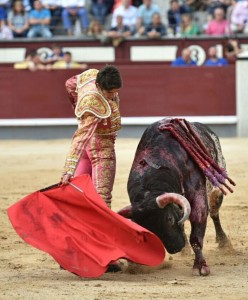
[191,122,226,169]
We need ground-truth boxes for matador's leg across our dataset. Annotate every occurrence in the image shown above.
[88,135,116,208]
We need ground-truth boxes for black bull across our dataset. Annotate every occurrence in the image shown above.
[118,118,235,276]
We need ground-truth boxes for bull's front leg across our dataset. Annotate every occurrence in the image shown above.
[189,193,210,276]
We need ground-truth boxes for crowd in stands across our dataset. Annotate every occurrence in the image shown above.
[1,0,248,40]
[171,40,242,66]
[13,44,88,70]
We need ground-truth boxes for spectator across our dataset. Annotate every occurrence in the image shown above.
[167,0,189,36]
[132,0,142,7]
[14,49,50,70]
[111,0,138,34]
[207,0,230,17]
[27,0,53,38]
[87,19,106,40]
[90,0,114,26]
[43,43,64,64]
[204,45,229,66]
[106,14,131,46]
[23,0,32,12]
[184,0,208,12]
[183,0,208,32]
[226,0,237,25]
[52,51,88,69]
[225,38,244,64]
[61,0,89,36]
[112,0,123,10]
[180,13,200,36]
[205,7,230,35]
[40,0,62,31]
[144,12,166,39]
[7,0,29,38]
[136,0,160,36]
[0,0,10,21]
[0,19,13,39]
[230,0,248,34]
[172,47,197,66]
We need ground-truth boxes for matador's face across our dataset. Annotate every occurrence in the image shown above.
[99,88,120,101]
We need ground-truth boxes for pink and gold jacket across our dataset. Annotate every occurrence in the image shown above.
[63,69,121,176]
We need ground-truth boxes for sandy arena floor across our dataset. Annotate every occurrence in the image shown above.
[0,137,248,300]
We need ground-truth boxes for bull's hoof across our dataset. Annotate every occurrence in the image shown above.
[192,260,210,276]
[106,262,122,273]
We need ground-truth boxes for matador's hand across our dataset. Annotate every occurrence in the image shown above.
[60,173,73,185]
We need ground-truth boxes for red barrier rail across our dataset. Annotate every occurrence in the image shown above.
[0,65,235,119]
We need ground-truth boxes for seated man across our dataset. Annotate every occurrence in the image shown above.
[90,0,114,26]
[61,0,89,35]
[27,0,53,38]
[14,49,50,71]
[0,0,10,21]
[40,0,62,31]
[144,12,166,39]
[111,0,138,35]
[204,45,228,66]
[136,0,161,36]
[172,47,197,66]
[52,51,88,69]
[106,14,131,46]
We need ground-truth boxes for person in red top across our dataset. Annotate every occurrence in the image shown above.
[205,7,230,36]
[61,65,122,209]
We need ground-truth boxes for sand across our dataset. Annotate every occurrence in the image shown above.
[0,137,248,300]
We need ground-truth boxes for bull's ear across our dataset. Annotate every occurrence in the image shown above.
[117,205,133,218]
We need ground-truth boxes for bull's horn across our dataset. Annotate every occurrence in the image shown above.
[117,205,133,218]
[156,193,191,224]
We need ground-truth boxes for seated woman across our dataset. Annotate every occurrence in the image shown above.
[87,19,106,41]
[8,0,29,38]
[180,13,200,37]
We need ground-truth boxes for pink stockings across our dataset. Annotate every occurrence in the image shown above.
[75,134,116,208]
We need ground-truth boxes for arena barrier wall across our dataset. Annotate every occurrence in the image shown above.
[1,37,245,138]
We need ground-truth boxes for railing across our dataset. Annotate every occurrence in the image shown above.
[0,35,248,66]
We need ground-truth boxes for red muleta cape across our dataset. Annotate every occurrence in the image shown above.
[7,174,165,278]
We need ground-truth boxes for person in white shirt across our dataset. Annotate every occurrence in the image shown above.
[61,0,89,35]
[110,0,138,34]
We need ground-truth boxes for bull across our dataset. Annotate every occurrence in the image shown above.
[118,118,235,276]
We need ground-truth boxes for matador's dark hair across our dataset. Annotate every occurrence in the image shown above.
[96,65,122,91]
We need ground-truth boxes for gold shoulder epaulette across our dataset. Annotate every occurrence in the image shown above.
[77,69,99,88]
[75,92,111,119]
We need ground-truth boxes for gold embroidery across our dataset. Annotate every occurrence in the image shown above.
[75,93,111,119]
[77,69,99,88]
[75,68,121,136]
[95,99,121,135]
[63,155,79,175]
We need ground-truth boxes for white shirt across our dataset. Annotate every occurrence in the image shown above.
[61,0,85,8]
[0,0,10,5]
[111,4,138,28]
[41,0,62,6]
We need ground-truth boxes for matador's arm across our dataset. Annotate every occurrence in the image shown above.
[62,113,99,177]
